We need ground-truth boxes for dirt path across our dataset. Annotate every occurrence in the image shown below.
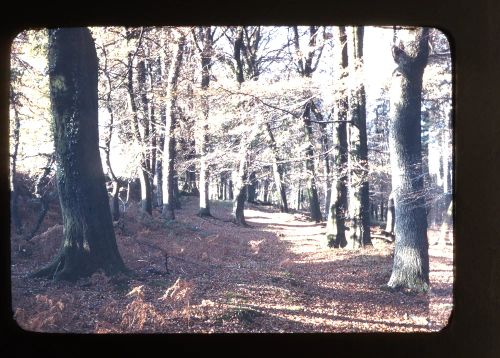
[11,197,453,333]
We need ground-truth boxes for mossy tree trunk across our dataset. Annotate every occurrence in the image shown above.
[33,27,127,281]
[387,27,430,292]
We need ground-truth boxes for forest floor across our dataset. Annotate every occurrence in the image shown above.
[11,196,453,333]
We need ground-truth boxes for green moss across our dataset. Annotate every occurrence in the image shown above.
[327,234,336,247]
[51,75,67,92]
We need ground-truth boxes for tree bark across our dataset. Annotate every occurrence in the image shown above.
[384,192,395,237]
[162,33,186,220]
[265,122,288,212]
[33,27,127,281]
[326,26,349,248]
[232,147,248,226]
[303,101,323,222]
[386,27,430,292]
[195,27,214,217]
[292,27,324,222]
[247,171,257,203]
[9,87,22,234]
[101,49,122,221]
[125,28,152,215]
[156,106,165,208]
[346,26,371,247]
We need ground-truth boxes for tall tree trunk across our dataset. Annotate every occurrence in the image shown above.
[138,168,152,214]
[197,27,213,217]
[230,26,249,225]
[265,122,288,212]
[303,101,322,222]
[321,123,331,220]
[162,33,186,220]
[291,26,324,221]
[346,26,371,247]
[232,146,248,226]
[101,52,121,221]
[247,171,257,203]
[33,27,127,281]
[125,28,152,215]
[386,27,430,292]
[310,102,331,219]
[326,26,349,248]
[156,106,165,208]
[9,88,22,234]
[384,192,395,237]
[227,177,234,200]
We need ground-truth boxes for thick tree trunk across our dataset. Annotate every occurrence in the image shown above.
[33,27,127,281]
[386,27,430,292]
[326,26,349,248]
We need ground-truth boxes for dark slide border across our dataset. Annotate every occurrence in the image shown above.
[1,0,498,357]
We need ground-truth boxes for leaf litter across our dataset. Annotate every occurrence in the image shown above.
[11,196,453,333]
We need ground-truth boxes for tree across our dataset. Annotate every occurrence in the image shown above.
[346,26,371,247]
[98,35,123,221]
[386,27,430,292]
[326,26,349,248]
[125,27,153,215]
[33,27,127,281]
[264,121,288,212]
[192,26,216,217]
[291,26,324,222]
[231,27,250,226]
[161,31,186,220]
[9,84,22,234]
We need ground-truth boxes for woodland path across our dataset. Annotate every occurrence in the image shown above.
[11,197,453,333]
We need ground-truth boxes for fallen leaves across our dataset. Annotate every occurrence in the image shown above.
[11,197,453,333]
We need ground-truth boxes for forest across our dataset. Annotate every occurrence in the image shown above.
[9,25,453,333]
